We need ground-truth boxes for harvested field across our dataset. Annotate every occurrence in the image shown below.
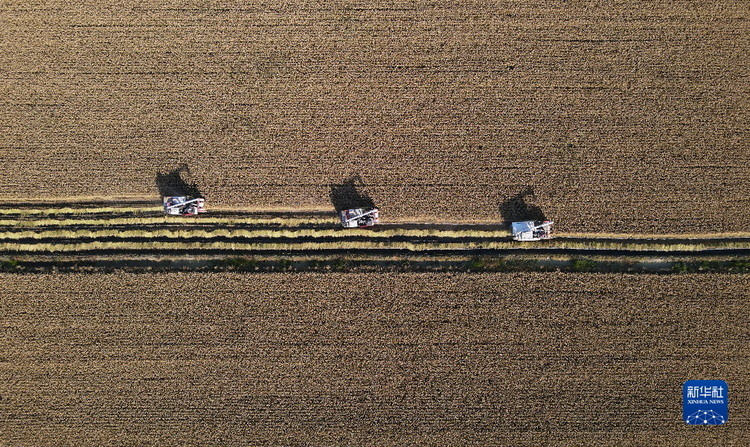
[0,272,748,445]
[1,207,750,259]
[1,2,748,232]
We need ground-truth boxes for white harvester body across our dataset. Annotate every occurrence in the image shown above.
[340,208,379,228]
[511,221,554,241]
[163,196,206,216]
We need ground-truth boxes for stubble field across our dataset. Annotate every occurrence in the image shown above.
[0,272,748,445]
[0,1,748,232]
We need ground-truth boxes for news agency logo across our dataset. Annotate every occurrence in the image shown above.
[683,380,727,425]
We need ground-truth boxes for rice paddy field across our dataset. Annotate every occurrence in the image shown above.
[2,2,749,445]
[1,1,748,232]
[0,272,748,445]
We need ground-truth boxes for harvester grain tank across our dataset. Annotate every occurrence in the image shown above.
[511,221,553,241]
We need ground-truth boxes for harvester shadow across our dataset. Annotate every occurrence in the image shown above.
[155,164,203,198]
[499,186,546,226]
[329,175,376,212]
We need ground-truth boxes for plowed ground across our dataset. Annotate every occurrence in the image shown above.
[0,272,747,445]
[1,1,749,232]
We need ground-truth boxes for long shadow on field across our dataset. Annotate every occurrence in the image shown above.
[329,175,376,212]
[156,164,203,198]
[500,186,546,225]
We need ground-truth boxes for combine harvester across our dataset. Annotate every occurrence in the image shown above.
[511,221,554,241]
[163,196,206,216]
[340,208,379,228]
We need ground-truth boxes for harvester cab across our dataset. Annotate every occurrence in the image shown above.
[511,221,553,241]
[340,208,379,228]
[163,196,206,216]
